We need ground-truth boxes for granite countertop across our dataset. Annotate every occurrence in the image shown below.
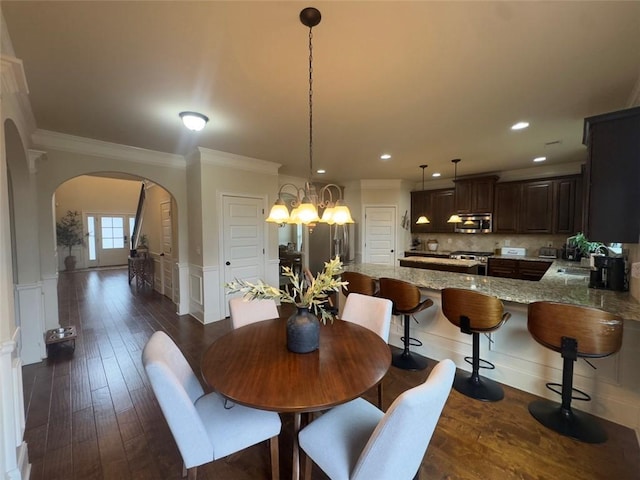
[400,256,481,267]
[345,260,640,321]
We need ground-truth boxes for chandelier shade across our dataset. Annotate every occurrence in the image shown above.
[265,7,352,227]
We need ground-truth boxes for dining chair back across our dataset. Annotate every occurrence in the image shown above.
[298,359,456,480]
[341,292,392,341]
[341,292,393,408]
[229,297,279,329]
[142,331,281,479]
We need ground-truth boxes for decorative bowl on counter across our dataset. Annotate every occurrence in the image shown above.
[426,239,439,251]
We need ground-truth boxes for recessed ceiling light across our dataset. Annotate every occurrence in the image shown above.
[179,111,209,131]
[511,121,529,130]
[380,154,392,160]
[316,169,326,174]
[533,156,546,162]
[432,172,441,177]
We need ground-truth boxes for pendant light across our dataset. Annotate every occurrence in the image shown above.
[266,8,353,226]
[416,165,430,224]
[447,158,463,224]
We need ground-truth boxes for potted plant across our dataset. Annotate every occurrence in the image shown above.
[226,256,347,353]
[56,210,84,271]
[573,232,606,258]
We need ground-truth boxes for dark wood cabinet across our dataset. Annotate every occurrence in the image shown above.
[494,176,581,234]
[493,183,521,233]
[553,176,578,234]
[520,180,554,234]
[487,258,518,278]
[488,258,551,281]
[431,189,456,233]
[454,176,498,214]
[410,189,455,233]
[583,106,640,243]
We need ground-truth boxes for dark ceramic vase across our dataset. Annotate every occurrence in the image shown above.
[286,306,320,353]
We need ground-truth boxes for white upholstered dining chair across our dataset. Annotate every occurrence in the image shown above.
[341,292,393,408]
[142,331,281,480]
[229,297,279,329]
[298,359,456,480]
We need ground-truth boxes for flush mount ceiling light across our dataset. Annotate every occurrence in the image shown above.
[380,154,392,160]
[179,111,209,131]
[447,159,463,224]
[533,156,546,162]
[266,8,353,227]
[432,172,441,177]
[511,121,530,130]
[416,164,430,225]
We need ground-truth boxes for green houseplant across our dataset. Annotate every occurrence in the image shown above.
[573,232,606,258]
[226,256,348,353]
[56,210,84,271]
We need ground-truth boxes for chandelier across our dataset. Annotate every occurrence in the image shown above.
[266,7,353,226]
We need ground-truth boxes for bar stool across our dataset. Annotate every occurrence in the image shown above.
[378,277,433,371]
[341,271,377,297]
[441,288,511,401]
[527,301,623,443]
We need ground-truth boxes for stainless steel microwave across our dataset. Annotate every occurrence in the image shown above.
[454,213,493,234]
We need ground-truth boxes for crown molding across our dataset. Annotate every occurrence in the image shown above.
[198,147,280,175]
[31,129,185,168]
[1,54,29,95]
[27,149,47,174]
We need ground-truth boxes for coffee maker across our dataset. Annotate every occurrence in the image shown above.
[589,256,627,291]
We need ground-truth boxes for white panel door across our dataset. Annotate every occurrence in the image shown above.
[160,201,174,300]
[223,195,264,317]
[364,206,396,265]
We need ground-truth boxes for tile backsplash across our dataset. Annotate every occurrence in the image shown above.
[411,233,569,257]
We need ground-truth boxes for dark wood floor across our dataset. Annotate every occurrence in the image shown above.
[22,268,639,479]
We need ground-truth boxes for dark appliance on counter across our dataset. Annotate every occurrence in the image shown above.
[589,256,627,291]
[449,250,493,276]
[454,214,492,234]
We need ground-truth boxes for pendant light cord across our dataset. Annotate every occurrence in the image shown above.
[308,26,314,179]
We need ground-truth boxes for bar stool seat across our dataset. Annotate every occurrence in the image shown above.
[341,271,377,297]
[441,288,511,402]
[378,277,433,371]
[527,301,623,443]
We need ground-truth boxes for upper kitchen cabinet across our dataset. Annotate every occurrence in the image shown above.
[520,180,554,234]
[410,188,455,233]
[410,190,431,233]
[494,182,521,233]
[494,175,581,234]
[583,106,640,243]
[454,176,498,214]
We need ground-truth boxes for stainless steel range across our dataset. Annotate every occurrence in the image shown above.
[449,251,494,275]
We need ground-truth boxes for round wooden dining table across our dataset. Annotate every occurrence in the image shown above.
[201,316,391,480]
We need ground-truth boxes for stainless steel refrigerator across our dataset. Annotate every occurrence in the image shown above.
[307,223,353,275]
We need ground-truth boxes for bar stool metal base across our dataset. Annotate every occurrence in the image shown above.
[392,349,428,371]
[454,373,504,402]
[528,399,607,444]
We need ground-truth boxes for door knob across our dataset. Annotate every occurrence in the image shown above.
[226,261,231,266]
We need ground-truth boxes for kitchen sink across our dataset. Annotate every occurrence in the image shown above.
[557,267,590,276]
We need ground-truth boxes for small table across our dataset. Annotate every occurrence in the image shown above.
[128,256,154,289]
[201,317,391,480]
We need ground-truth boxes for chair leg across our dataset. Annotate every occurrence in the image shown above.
[269,436,280,480]
[186,466,197,480]
[303,450,313,480]
[529,338,607,443]
[453,332,504,402]
[392,314,428,371]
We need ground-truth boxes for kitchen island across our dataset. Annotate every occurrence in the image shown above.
[343,261,640,437]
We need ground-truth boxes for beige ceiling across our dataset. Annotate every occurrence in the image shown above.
[3,1,639,185]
